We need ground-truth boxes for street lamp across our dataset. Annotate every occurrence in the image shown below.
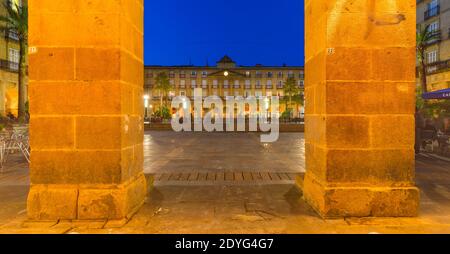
[143,95,150,120]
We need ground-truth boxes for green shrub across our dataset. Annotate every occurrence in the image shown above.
[154,106,172,120]
[281,109,293,119]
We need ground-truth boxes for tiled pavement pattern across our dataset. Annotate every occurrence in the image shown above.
[0,132,449,233]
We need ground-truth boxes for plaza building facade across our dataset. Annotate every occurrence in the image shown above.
[417,0,450,91]
[144,56,304,117]
[0,0,26,117]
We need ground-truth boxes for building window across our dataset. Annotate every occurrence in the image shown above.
[191,71,197,77]
[234,80,240,89]
[213,80,218,89]
[191,80,197,88]
[427,50,438,64]
[8,48,19,71]
[245,80,251,89]
[428,21,440,32]
[299,71,305,79]
[202,80,208,89]
[267,72,273,78]
[180,80,186,88]
[266,80,272,89]
[202,71,208,77]
[223,80,229,89]
[169,71,175,78]
[428,0,439,10]
[278,71,283,78]
[277,81,283,89]
[288,71,294,78]
[245,71,251,77]
[180,90,186,96]
[425,0,440,20]
[256,71,262,78]
[298,80,304,87]
[180,71,186,78]
[256,80,261,89]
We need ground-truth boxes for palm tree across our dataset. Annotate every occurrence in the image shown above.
[417,25,439,94]
[292,91,305,117]
[283,77,299,115]
[154,72,172,108]
[0,2,27,121]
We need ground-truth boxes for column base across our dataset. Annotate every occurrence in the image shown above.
[27,173,148,220]
[299,173,420,218]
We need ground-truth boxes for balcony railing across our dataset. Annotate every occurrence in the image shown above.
[426,59,450,75]
[4,29,19,41]
[425,6,440,20]
[427,30,441,45]
[0,59,19,73]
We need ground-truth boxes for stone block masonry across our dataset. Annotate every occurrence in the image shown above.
[302,0,419,218]
[27,0,147,220]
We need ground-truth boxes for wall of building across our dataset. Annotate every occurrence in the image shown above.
[417,0,450,91]
[144,63,305,117]
[0,0,27,117]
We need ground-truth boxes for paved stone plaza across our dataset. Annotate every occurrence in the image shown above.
[0,132,449,233]
[143,132,305,175]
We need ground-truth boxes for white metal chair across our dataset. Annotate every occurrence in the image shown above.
[0,126,30,172]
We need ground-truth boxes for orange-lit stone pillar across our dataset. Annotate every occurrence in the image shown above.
[27,0,146,220]
[302,0,419,217]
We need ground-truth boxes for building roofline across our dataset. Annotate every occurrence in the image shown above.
[145,65,304,70]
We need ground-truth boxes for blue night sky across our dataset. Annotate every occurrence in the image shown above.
[144,0,304,67]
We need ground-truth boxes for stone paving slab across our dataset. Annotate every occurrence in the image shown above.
[143,132,306,174]
[153,172,299,186]
[0,133,449,234]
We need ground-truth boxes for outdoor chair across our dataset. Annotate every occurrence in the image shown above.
[0,126,30,172]
[422,130,437,152]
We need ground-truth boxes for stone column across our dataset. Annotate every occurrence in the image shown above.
[302,0,419,217]
[27,0,146,220]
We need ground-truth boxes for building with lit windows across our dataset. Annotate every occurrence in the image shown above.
[0,0,26,117]
[144,55,304,117]
[417,0,450,91]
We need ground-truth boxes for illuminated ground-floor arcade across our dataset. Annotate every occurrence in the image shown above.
[24,0,420,224]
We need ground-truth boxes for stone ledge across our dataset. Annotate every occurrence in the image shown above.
[27,173,148,221]
[144,123,305,132]
[298,173,419,218]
